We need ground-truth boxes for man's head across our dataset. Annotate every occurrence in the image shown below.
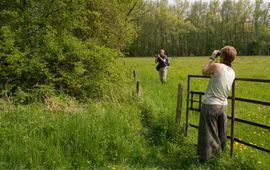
[160,49,165,55]
[220,46,237,67]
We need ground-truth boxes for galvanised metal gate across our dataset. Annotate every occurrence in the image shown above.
[185,75,270,156]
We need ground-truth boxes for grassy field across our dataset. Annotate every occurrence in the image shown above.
[0,56,269,169]
[123,56,270,169]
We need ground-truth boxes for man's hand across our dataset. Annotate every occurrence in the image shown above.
[210,50,220,60]
[202,50,221,75]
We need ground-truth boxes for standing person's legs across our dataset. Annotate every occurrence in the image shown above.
[159,68,163,83]
[218,106,228,150]
[159,67,167,83]
[197,104,223,161]
[163,66,167,82]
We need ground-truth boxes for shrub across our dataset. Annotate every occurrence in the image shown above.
[0,26,123,103]
[0,0,136,103]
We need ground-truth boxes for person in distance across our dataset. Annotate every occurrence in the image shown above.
[155,49,169,83]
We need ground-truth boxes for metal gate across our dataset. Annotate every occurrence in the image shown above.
[185,75,270,156]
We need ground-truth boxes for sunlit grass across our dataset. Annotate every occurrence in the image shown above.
[123,56,270,169]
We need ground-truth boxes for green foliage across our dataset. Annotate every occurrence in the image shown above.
[0,0,142,102]
[84,0,142,50]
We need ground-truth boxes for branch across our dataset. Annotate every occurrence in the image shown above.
[125,0,139,22]
[44,0,64,18]
[45,8,63,18]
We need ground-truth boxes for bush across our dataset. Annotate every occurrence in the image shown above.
[0,0,136,103]
[0,25,123,103]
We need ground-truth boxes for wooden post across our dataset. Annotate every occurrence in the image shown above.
[133,70,136,78]
[176,83,183,127]
[136,80,140,96]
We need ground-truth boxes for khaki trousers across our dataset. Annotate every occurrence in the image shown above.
[159,66,167,83]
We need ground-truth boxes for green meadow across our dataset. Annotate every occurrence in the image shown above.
[0,56,269,169]
[124,56,270,168]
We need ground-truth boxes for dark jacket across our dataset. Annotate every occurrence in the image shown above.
[156,54,169,70]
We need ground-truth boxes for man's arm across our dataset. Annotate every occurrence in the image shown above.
[158,54,166,63]
[202,50,220,76]
[202,60,218,76]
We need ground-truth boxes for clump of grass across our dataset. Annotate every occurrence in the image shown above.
[43,95,85,113]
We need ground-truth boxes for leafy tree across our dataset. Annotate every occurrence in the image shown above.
[0,0,142,102]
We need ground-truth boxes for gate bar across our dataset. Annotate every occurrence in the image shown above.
[185,76,191,137]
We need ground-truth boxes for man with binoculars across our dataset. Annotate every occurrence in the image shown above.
[197,46,237,161]
[155,49,169,83]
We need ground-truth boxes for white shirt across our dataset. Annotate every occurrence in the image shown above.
[204,64,235,105]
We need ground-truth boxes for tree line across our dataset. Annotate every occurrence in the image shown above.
[128,0,270,56]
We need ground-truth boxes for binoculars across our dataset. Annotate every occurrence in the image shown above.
[216,51,221,57]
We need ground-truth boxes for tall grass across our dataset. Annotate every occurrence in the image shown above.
[0,96,150,169]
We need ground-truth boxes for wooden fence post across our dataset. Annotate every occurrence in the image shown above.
[133,70,136,78]
[176,83,183,126]
[136,80,140,96]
